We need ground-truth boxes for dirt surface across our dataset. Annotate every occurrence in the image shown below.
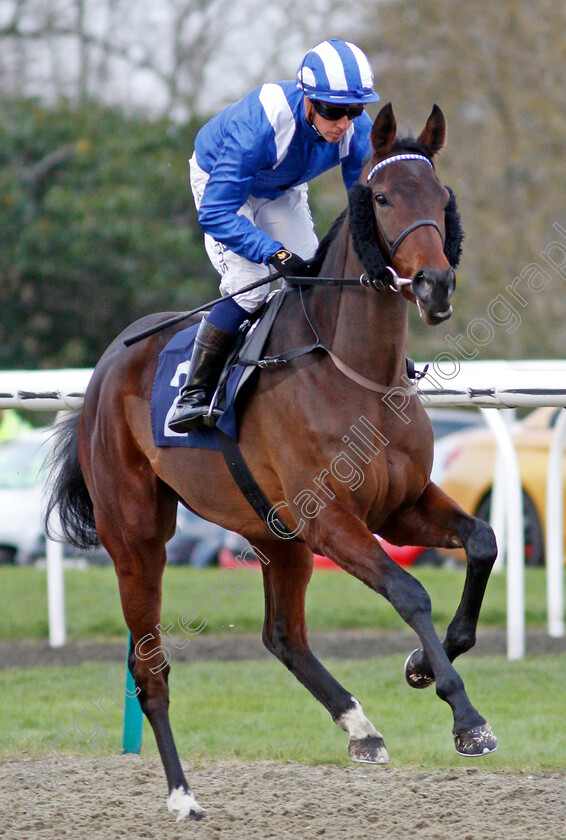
[2,632,565,838]
[2,754,565,840]
[2,627,566,669]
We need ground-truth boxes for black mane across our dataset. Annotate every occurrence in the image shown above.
[307,207,348,276]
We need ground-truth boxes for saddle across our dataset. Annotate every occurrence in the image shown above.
[150,289,288,451]
[150,289,301,538]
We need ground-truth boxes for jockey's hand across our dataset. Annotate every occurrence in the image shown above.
[267,249,309,279]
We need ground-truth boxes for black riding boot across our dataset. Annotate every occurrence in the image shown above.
[168,319,236,433]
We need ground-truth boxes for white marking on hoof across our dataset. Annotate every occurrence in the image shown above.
[336,697,381,739]
[348,734,391,764]
[167,786,206,821]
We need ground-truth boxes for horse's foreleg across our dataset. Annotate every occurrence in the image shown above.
[255,538,390,764]
[381,482,497,687]
[309,507,497,757]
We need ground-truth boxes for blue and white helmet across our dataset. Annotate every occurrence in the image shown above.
[296,39,380,105]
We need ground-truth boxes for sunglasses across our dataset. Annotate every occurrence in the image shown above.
[312,100,365,121]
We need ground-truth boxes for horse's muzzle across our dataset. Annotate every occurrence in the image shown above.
[411,267,456,325]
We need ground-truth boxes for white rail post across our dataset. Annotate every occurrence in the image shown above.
[46,521,66,647]
[490,457,506,574]
[481,408,525,660]
[545,408,566,638]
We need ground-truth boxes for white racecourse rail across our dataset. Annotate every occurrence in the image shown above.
[1,361,565,659]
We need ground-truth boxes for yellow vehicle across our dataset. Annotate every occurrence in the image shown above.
[437,407,566,566]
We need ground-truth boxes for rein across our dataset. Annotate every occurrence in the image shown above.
[242,283,418,398]
[125,151,462,347]
[124,268,412,347]
[290,268,414,292]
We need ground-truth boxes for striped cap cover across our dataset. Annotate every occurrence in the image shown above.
[297,39,380,104]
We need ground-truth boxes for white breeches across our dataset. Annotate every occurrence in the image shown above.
[189,153,319,312]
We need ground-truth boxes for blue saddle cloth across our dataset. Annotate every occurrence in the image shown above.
[150,324,243,451]
[150,291,287,451]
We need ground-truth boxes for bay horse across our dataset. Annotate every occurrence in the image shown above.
[46,103,498,821]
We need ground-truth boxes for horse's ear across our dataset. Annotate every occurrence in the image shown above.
[371,103,397,156]
[417,104,446,156]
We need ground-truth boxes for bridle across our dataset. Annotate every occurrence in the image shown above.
[366,153,445,290]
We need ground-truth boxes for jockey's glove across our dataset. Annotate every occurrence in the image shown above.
[267,249,309,279]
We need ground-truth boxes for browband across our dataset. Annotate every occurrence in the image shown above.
[367,153,433,183]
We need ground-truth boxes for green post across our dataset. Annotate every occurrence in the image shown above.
[122,632,143,754]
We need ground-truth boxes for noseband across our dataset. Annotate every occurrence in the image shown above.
[367,153,444,262]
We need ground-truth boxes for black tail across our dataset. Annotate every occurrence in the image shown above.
[44,410,100,548]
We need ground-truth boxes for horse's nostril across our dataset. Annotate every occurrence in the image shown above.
[414,272,433,296]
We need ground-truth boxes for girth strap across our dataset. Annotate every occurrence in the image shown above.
[216,428,300,541]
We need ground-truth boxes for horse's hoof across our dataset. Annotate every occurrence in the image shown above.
[348,735,391,765]
[454,723,498,757]
[167,786,207,821]
[404,648,435,689]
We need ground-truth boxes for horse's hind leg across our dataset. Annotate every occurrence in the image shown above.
[254,538,390,764]
[381,482,497,689]
[87,456,206,821]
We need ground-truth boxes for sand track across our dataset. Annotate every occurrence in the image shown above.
[2,755,565,840]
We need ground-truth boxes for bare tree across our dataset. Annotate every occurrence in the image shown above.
[0,0,353,117]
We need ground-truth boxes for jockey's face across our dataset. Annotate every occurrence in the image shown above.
[304,98,352,143]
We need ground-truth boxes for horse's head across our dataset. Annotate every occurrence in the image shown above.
[364,103,461,325]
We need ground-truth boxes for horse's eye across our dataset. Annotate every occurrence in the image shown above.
[374,193,389,207]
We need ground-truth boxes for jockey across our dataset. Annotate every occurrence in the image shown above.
[169,39,380,433]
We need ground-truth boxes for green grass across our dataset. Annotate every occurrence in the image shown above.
[1,566,563,774]
[0,655,564,773]
[0,565,554,641]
